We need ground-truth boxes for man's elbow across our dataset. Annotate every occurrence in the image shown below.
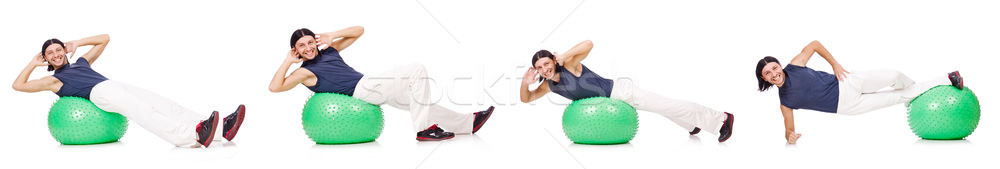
[354,26,365,33]
[11,84,21,92]
[809,40,822,46]
[345,26,364,36]
[268,86,283,93]
[12,84,31,93]
[581,40,593,47]
[99,34,111,44]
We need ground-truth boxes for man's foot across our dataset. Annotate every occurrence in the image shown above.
[689,127,701,135]
[949,71,964,89]
[718,112,734,142]
[222,104,246,141]
[472,106,495,134]
[416,124,455,141]
[196,111,220,147]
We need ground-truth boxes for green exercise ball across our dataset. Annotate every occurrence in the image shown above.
[48,97,128,145]
[302,93,384,144]
[906,85,980,140]
[562,97,639,145]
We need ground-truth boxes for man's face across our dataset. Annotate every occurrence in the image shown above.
[761,62,784,86]
[294,36,319,60]
[534,57,556,80]
[44,44,68,67]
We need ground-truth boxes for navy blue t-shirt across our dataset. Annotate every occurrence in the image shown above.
[548,64,614,101]
[300,47,364,96]
[777,64,840,113]
[53,58,109,99]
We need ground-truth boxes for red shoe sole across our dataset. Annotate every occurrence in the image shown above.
[202,112,220,147]
[224,105,246,141]
[472,107,494,134]
[719,113,734,143]
[416,135,455,141]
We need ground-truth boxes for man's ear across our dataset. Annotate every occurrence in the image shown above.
[292,47,302,59]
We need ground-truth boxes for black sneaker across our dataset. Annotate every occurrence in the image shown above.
[689,127,701,135]
[948,71,963,89]
[416,124,455,141]
[222,104,246,141]
[196,111,220,147]
[472,106,495,134]
[718,112,734,142]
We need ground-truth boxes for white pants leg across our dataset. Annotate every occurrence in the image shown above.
[90,80,205,147]
[609,80,728,135]
[352,64,475,134]
[836,70,950,115]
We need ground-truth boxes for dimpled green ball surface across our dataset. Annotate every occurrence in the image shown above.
[907,85,981,140]
[562,97,639,145]
[302,93,384,144]
[48,97,128,145]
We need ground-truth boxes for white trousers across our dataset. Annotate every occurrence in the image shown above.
[609,80,728,135]
[836,70,950,115]
[352,64,475,134]
[90,80,205,148]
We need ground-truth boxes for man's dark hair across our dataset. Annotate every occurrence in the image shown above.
[290,28,316,49]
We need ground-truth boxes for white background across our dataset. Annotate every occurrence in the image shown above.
[1,0,996,168]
